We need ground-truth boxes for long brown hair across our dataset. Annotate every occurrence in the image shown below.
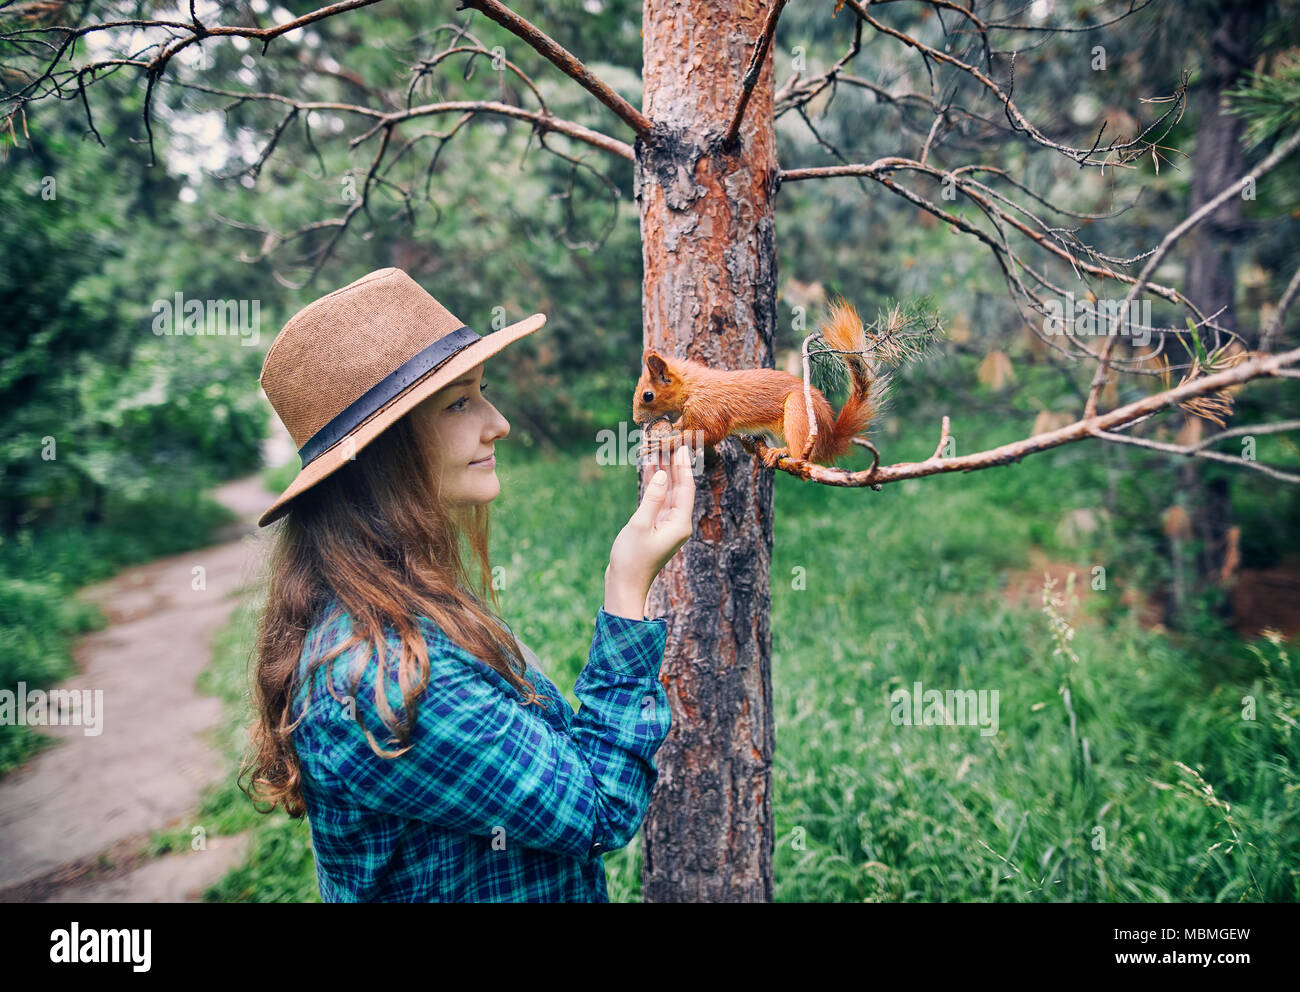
[240,407,544,818]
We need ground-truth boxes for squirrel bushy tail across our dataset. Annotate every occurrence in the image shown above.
[817,296,879,462]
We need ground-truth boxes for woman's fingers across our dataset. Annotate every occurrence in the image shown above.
[664,443,694,528]
[630,465,670,531]
[652,443,693,541]
[609,442,696,590]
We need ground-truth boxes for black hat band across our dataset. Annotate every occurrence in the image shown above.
[297,324,482,466]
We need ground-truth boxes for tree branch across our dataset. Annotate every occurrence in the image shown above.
[841,0,1188,169]
[1090,420,1300,484]
[1083,127,1300,418]
[779,156,1193,311]
[1259,262,1300,353]
[723,0,788,150]
[739,346,1300,486]
[454,0,651,136]
[1,0,391,164]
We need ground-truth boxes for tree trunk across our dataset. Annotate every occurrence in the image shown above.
[1175,0,1260,629]
[636,0,778,901]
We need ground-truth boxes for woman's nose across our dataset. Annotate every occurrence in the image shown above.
[489,405,509,441]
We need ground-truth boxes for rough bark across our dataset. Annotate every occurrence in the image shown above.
[635,0,779,901]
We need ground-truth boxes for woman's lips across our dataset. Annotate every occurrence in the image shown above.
[469,455,496,467]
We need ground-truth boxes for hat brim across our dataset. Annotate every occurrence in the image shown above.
[257,312,547,527]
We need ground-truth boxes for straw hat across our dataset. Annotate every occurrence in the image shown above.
[257,267,546,527]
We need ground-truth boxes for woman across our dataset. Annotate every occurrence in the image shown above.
[240,267,694,902]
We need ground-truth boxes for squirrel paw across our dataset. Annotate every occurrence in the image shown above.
[759,445,791,469]
[637,422,686,465]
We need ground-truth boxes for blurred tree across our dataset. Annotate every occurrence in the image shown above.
[0,81,268,533]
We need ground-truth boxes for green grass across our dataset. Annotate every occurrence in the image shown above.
[261,461,298,499]
[766,480,1298,901]
[196,425,1298,901]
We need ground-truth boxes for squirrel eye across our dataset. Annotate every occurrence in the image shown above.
[642,391,654,403]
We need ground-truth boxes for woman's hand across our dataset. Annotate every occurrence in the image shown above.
[605,442,695,619]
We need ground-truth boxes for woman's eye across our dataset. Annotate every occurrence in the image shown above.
[449,382,487,411]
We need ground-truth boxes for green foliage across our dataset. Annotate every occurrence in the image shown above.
[1227,52,1300,152]
[0,576,101,691]
[261,460,299,498]
[768,453,1299,901]
[808,294,945,408]
[129,0,650,454]
[201,816,321,903]
[0,87,268,535]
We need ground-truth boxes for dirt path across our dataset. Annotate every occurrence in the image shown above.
[0,468,282,902]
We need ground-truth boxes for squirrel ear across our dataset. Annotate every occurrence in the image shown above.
[646,352,669,381]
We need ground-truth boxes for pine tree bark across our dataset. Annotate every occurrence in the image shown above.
[635,0,779,901]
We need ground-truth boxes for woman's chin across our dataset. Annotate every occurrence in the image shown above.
[462,475,501,504]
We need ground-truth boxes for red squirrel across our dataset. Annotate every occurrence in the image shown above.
[632,297,879,466]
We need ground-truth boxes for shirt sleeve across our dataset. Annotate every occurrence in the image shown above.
[312,606,671,861]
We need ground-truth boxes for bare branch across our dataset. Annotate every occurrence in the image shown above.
[1084,127,1300,418]
[841,0,1188,169]
[919,110,945,166]
[454,0,651,136]
[932,414,952,460]
[779,156,1190,305]
[723,0,788,150]
[1090,420,1300,484]
[1,0,390,164]
[406,41,545,113]
[168,82,627,285]
[973,0,1159,36]
[798,326,820,460]
[1260,263,1300,353]
[362,98,634,159]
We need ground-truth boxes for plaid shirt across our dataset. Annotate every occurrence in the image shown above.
[290,600,671,902]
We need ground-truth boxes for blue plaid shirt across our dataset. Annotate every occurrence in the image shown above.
[290,600,671,902]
